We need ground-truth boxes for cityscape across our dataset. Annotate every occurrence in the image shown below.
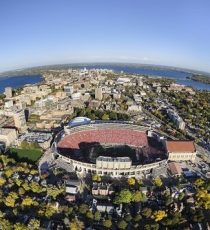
[0,1,210,230]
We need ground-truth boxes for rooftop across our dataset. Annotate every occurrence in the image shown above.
[166,141,196,153]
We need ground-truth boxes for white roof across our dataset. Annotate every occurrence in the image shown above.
[69,117,91,127]
[66,186,78,194]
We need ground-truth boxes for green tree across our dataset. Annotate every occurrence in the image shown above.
[21,197,33,206]
[178,192,185,201]
[0,177,6,186]
[153,177,163,187]
[86,211,94,220]
[94,211,101,221]
[194,179,205,188]
[134,214,142,222]
[127,177,136,186]
[102,113,109,120]
[14,223,28,230]
[0,218,13,230]
[28,218,40,229]
[132,190,145,202]
[153,210,167,222]
[30,181,42,193]
[79,204,89,214]
[69,219,84,230]
[142,207,152,218]
[114,189,132,204]
[117,220,128,229]
[103,219,112,228]
[47,185,64,199]
[92,174,101,182]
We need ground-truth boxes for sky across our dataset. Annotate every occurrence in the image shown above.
[1,0,210,73]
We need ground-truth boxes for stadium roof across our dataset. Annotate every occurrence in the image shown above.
[166,141,196,153]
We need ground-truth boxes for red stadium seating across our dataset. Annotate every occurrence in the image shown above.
[58,128,148,149]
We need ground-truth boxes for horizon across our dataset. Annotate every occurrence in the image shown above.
[1,61,210,76]
[1,0,210,73]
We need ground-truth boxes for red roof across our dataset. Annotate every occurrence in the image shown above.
[166,141,196,153]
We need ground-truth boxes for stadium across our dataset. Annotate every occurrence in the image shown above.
[53,117,168,178]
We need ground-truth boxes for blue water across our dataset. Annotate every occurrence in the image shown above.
[0,74,43,93]
[82,64,210,91]
[1,65,210,92]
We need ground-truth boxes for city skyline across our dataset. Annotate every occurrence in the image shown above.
[1,0,210,72]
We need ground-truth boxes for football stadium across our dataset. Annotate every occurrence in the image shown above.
[53,117,169,177]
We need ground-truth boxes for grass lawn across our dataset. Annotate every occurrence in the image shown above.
[10,148,43,162]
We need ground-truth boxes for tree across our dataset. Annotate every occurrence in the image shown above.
[134,214,142,222]
[79,204,89,214]
[132,190,145,202]
[144,223,160,230]
[28,218,40,230]
[125,214,132,222]
[22,197,33,206]
[86,211,94,220]
[117,220,128,229]
[47,185,64,199]
[103,219,112,229]
[30,169,38,175]
[114,189,132,204]
[153,177,163,187]
[142,208,152,218]
[102,113,109,120]
[14,223,28,230]
[4,168,14,178]
[153,210,167,222]
[127,177,136,186]
[164,195,173,206]
[69,219,84,230]
[22,182,30,191]
[178,192,185,201]
[94,211,101,221]
[15,178,23,187]
[30,182,42,193]
[0,177,6,186]
[5,192,18,207]
[92,174,101,182]
[196,189,210,209]
[0,218,13,230]
[194,179,205,188]
[38,204,57,218]
[109,111,118,120]
[191,209,204,223]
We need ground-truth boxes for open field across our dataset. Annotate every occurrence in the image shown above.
[10,148,43,162]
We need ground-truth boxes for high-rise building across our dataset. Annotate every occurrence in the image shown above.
[4,87,12,98]
[95,87,103,100]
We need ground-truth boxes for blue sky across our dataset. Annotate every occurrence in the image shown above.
[1,0,210,72]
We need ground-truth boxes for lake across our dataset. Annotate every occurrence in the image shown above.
[82,64,210,91]
[0,74,43,93]
[1,64,210,92]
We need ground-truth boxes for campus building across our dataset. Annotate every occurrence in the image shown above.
[166,140,196,162]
